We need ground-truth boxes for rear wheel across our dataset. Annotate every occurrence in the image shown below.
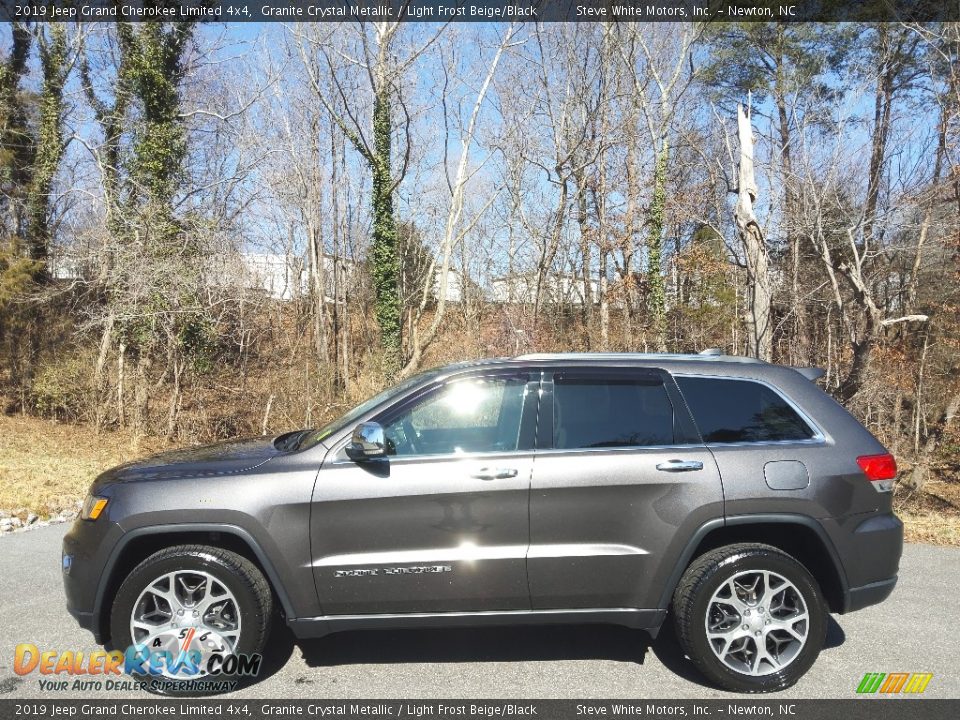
[109,545,272,696]
[672,543,827,693]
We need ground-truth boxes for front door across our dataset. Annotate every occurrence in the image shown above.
[528,367,723,610]
[310,371,539,615]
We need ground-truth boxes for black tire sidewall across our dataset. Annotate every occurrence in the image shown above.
[683,548,827,693]
[109,549,268,695]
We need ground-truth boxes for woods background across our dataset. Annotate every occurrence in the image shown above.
[1,20,958,534]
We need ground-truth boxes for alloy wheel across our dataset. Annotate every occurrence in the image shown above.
[704,569,809,676]
[129,570,241,677]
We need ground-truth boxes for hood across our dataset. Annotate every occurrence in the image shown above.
[91,433,299,492]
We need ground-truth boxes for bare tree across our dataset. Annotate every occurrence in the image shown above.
[734,103,773,361]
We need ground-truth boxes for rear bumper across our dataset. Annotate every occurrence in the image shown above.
[826,511,903,614]
[844,576,898,613]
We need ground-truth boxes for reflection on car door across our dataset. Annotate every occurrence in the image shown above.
[528,368,723,610]
[310,371,539,615]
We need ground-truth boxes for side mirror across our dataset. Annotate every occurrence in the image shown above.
[345,422,387,461]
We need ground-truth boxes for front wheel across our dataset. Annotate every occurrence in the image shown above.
[109,545,273,696]
[672,543,827,693]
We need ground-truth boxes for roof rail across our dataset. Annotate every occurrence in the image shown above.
[512,351,762,364]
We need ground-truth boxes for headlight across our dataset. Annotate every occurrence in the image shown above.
[80,495,109,521]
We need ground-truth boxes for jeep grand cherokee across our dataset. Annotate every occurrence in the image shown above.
[62,351,902,693]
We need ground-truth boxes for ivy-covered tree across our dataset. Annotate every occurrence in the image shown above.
[295,22,417,374]
[0,24,35,306]
[25,24,70,276]
[119,20,200,435]
[1,23,73,284]
[0,23,76,406]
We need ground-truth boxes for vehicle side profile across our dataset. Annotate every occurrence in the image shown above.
[62,351,902,693]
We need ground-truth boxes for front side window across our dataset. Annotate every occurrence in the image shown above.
[553,375,675,449]
[676,377,815,443]
[382,376,528,457]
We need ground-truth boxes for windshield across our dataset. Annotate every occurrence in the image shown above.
[296,369,442,450]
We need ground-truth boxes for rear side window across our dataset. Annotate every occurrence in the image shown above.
[676,377,815,444]
[553,375,675,449]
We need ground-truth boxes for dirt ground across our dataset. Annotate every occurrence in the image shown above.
[1,415,958,545]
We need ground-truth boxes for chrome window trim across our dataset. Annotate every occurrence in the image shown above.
[328,448,535,466]
[329,436,827,464]
[531,443,704,456]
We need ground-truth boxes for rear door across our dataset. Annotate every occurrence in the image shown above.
[528,367,723,610]
[310,370,540,615]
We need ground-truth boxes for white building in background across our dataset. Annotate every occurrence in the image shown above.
[491,271,598,306]
[51,245,462,305]
[433,267,464,303]
[237,252,305,301]
[216,251,466,305]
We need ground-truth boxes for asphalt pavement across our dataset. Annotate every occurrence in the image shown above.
[0,523,957,699]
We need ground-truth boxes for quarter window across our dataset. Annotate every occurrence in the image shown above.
[382,377,528,456]
[675,377,815,443]
[553,375,675,449]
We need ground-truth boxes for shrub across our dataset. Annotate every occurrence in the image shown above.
[30,356,93,422]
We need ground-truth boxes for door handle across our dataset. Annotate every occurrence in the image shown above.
[656,459,704,472]
[470,467,519,480]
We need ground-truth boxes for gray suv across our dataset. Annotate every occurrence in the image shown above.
[62,351,902,693]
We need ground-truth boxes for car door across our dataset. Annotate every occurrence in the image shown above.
[310,370,540,615]
[528,367,723,610]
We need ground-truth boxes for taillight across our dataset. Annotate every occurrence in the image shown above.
[857,453,897,492]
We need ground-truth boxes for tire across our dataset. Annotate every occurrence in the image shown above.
[672,543,827,693]
[108,545,273,696]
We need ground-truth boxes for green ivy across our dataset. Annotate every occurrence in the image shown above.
[370,91,402,372]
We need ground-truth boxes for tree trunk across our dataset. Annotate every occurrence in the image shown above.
[575,167,593,343]
[773,25,805,364]
[370,78,402,373]
[647,143,668,352]
[735,104,773,362]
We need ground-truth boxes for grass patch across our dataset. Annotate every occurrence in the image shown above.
[0,415,168,517]
[894,479,960,547]
[898,510,960,546]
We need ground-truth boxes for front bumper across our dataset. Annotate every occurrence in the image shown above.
[62,517,124,644]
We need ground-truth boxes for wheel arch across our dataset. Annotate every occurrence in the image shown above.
[93,524,295,644]
[660,514,849,614]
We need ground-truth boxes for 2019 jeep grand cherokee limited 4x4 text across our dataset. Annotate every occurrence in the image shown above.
[62,351,903,693]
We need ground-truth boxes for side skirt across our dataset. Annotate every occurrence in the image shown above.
[287,608,666,640]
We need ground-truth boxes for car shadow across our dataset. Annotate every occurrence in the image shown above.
[258,622,709,688]
[255,614,846,690]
